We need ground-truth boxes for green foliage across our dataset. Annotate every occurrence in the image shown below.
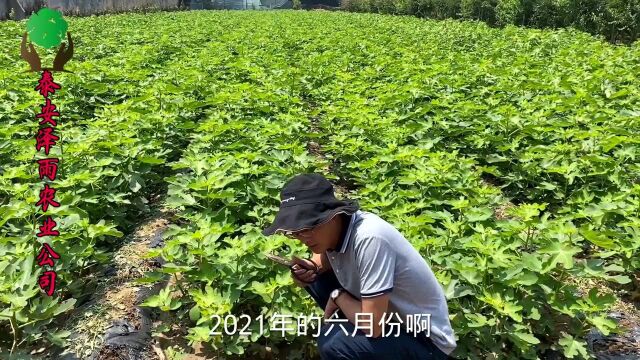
[1,10,638,359]
[495,0,522,25]
[263,12,638,358]
[0,12,214,353]
[341,0,640,42]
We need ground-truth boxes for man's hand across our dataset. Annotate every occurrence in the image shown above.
[290,256,318,287]
[324,297,339,319]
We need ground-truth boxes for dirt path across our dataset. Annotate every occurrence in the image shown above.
[305,101,357,199]
[581,277,640,359]
[55,199,176,360]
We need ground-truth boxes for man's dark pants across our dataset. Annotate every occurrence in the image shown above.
[303,270,451,360]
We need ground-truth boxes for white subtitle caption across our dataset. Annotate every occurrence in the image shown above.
[208,313,431,337]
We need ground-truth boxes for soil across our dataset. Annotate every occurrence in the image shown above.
[51,197,176,360]
[577,276,640,359]
[305,103,357,198]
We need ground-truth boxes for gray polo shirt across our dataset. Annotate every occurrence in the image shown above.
[326,209,457,355]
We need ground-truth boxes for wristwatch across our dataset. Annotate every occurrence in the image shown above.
[330,288,344,302]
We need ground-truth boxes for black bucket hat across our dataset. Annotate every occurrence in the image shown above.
[262,173,359,236]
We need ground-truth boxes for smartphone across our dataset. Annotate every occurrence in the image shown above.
[266,253,294,268]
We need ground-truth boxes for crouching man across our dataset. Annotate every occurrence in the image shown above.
[262,173,457,359]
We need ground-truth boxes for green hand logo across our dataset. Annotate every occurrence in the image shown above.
[26,8,68,49]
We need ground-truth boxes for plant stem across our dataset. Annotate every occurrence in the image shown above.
[18,318,39,329]
[174,273,187,297]
[10,313,19,355]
